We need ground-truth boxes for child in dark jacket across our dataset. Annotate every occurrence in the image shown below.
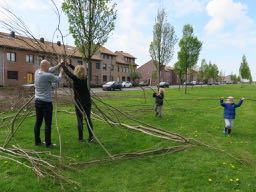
[220,96,244,135]
[153,88,165,117]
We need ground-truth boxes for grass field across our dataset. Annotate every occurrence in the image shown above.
[0,84,256,192]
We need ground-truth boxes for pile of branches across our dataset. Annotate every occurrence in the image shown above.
[0,1,248,188]
[0,145,79,186]
[0,86,194,186]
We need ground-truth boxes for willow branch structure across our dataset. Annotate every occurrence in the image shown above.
[0,1,251,188]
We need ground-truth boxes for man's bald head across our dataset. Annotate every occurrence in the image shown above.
[40,60,50,72]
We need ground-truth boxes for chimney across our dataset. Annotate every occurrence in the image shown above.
[57,41,61,46]
[40,37,44,43]
[10,31,15,38]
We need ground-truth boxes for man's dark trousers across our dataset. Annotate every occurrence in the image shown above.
[34,99,53,146]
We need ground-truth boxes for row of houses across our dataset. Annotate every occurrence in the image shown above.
[2,31,226,87]
[0,31,138,87]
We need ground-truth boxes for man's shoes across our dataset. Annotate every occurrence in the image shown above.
[79,139,84,143]
[46,143,56,148]
[35,142,43,146]
[88,137,95,143]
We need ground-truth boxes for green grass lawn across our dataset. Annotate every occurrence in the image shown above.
[1,84,256,192]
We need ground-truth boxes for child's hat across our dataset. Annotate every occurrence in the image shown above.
[226,96,234,103]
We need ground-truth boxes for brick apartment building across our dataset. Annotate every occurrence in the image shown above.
[137,60,178,85]
[115,51,137,82]
[0,31,137,87]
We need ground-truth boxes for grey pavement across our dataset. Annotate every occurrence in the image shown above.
[58,84,209,95]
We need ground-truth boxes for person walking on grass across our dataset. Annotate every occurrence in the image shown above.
[220,96,244,136]
[34,60,63,148]
[61,62,94,143]
[153,88,165,118]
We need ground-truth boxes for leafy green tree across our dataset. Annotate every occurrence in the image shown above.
[62,0,117,88]
[218,70,225,83]
[230,73,240,84]
[177,24,202,93]
[205,62,218,83]
[174,61,185,89]
[129,71,140,84]
[198,59,208,83]
[149,8,177,86]
[239,55,252,84]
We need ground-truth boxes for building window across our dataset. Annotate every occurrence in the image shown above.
[7,52,16,62]
[117,66,120,72]
[111,64,114,71]
[102,64,107,70]
[26,55,34,64]
[96,62,101,69]
[127,77,131,81]
[7,71,18,80]
[125,57,132,63]
[77,60,83,65]
[122,76,125,81]
[102,54,111,60]
[103,75,107,82]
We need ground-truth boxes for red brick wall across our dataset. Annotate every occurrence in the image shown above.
[137,60,178,85]
[2,49,39,86]
[0,48,136,87]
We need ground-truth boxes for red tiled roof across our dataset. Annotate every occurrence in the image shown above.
[0,32,103,60]
[99,46,117,56]
[115,51,136,59]
[115,51,137,66]
[138,59,173,71]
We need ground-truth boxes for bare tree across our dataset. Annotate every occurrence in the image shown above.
[149,8,177,86]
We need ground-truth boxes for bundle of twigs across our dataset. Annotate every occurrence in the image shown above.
[0,145,79,186]
[70,144,192,168]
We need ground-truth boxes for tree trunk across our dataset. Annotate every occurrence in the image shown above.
[88,59,92,90]
[158,68,161,91]
[185,67,188,94]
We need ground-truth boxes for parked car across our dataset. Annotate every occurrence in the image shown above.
[102,81,122,91]
[191,81,197,85]
[139,81,149,86]
[183,82,194,85]
[159,82,170,88]
[22,83,35,89]
[122,81,132,88]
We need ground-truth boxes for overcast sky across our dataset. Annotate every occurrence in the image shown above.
[0,0,256,79]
